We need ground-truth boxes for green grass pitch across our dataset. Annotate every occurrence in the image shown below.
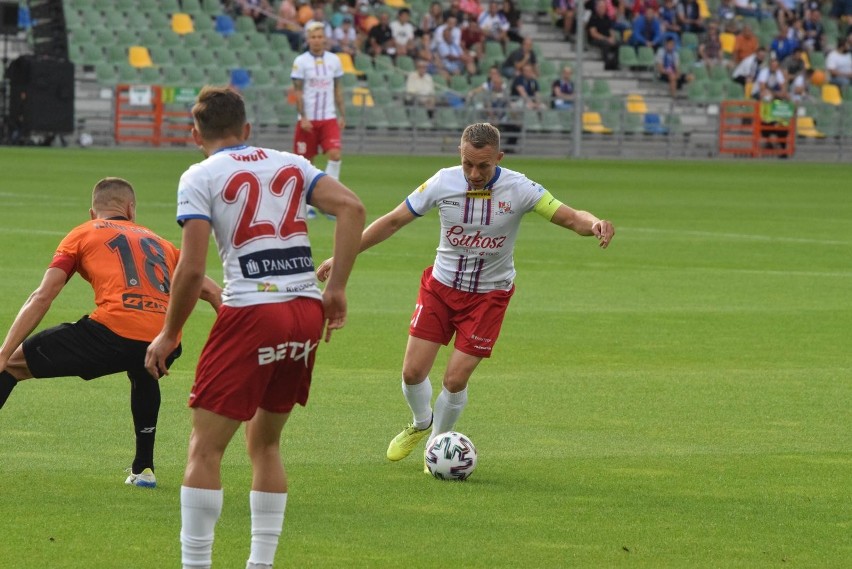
[0,148,849,568]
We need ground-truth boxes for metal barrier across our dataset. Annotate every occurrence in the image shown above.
[718,99,796,158]
[114,84,193,146]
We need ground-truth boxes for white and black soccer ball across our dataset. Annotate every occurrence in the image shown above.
[425,431,477,481]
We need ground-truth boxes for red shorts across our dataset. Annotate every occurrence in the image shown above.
[293,118,342,160]
[409,266,514,358]
[190,298,324,421]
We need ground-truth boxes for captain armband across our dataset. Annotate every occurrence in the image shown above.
[532,190,563,221]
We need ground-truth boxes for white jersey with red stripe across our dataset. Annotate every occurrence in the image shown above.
[405,166,548,292]
[176,145,326,307]
[291,50,343,121]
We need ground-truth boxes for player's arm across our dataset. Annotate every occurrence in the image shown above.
[145,219,211,378]
[0,267,66,370]
[334,76,346,128]
[199,276,223,313]
[292,78,311,129]
[316,201,416,282]
[534,190,614,248]
[309,176,366,340]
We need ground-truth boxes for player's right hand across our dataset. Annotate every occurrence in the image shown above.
[316,258,333,282]
[321,288,347,342]
[145,332,178,379]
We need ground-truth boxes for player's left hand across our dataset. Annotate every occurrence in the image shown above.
[321,287,347,342]
[338,117,346,130]
[145,332,179,379]
[592,220,615,249]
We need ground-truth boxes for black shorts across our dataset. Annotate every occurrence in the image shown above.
[22,316,181,381]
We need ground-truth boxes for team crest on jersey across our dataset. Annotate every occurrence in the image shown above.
[465,189,492,199]
[416,182,428,193]
[257,282,279,292]
[496,200,513,215]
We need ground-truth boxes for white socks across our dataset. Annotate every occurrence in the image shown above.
[181,486,223,569]
[247,491,287,567]
[325,159,341,180]
[430,386,468,444]
[402,378,433,430]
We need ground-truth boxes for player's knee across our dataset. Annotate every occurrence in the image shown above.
[442,375,469,393]
[401,366,429,385]
[327,148,342,161]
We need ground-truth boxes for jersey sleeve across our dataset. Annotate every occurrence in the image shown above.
[176,164,213,226]
[404,170,443,217]
[290,55,305,81]
[48,226,84,277]
[285,152,327,205]
[332,53,344,78]
[517,175,551,214]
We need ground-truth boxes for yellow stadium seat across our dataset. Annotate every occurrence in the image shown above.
[795,116,825,138]
[582,112,613,134]
[351,87,374,107]
[626,94,648,114]
[172,13,194,35]
[822,84,842,106]
[719,32,736,54]
[384,0,409,6]
[337,52,363,76]
[697,0,710,19]
[128,46,153,68]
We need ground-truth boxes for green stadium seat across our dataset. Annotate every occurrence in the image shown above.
[116,62,139,83]
[409,106,433,129]
[235,15,256,34]
[214,48,241,70]
[94,62,118,85]
[618,45,638,68]
[161,65,185,85]
[636,47,655,70]
[148,46,171,66]
[182,33,205,49]
[354,53,373,72]
[386,105,412,129]
[193,49,216,67]
[182,0,205,14]
[139,66,161,84]
[269,33,294,53]
[171,47,194,67]
[193,14,215,33]
[203,0,224,16]
[449,74,469,94]
[365,106,391,129]
[248,33,270,51]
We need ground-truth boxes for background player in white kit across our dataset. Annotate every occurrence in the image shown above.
[317,123,614,468]
[292,22,346,219]
[145,86,365,569]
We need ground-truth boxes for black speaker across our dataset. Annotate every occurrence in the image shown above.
[0,1,17,35]
[7,56,75,134]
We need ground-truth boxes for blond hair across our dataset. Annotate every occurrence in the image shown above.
[461,123,501,150]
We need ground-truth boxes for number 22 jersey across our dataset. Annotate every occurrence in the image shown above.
[176,145,326,307]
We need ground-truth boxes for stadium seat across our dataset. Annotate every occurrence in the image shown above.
[364,106,391,129]
[643,113,669,135]
[822,84,842,106]
[94,62,118,85]
[129,46,154,68]
[681,32,699,50]
[395,55,415,73]
[162,65,185,85]
[435,107,463,131]
[147,46,170,66]
[582,112,613,134]
[107,45,128,65]
[618,45,638,69]
[592,79,611,97]
[809,51,826,70]
[182,0,205,14]
[796,116,825,138]
[636,47,655,70]
[409,106,434,130]
[172,13,195,35]
[116,62,139,83]
[719,32,735,55]
[351,87,375,107]
[215,14,235,36]
[203,0,224,16]
[139,66,161,83]
[231,68,252,90]
[193,49,216,67]
[337,52,363,75]
[248,33,270,51]
[626,94,647,114]
[235,15,256,34]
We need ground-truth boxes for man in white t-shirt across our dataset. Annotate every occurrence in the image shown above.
[826,37,852,89]
[145,86,365,569]
[316,123,614,471]
[390,8,417,57]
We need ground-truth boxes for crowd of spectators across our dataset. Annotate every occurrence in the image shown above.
[223,0,851,107]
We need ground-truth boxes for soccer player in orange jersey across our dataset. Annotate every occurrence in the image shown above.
[0,177,222,488]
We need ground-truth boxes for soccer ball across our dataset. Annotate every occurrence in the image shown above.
[425,431,477,481]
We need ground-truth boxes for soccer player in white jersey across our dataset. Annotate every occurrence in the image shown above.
[317,123,614,469]
[145,86,365,569]
[292,22,346,219]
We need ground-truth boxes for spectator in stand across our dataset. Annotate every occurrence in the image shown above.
[830,0,852,24]
[732,45,767,85]
[552,0,575,41]
[296,0,313,26]
[461,18,487,66]
[678,0,705,34]
[629,7,664,51]
[478,2,510,51]
[698,20,724,67]
[630,0,659,20]
[274,0,304,52]
[332,15,359,56]
[587,0,621,70]
[434,24,478,78]
[717,0,737,27]
[501,0,524,43]
[789,68,814,102]
[826,36,852,89]
[511,63,546,110]
[733,23,759,65]
[733,0,768,21]
[414,31,439,73]
[236,0,272,30]
[368,11,395,56]
[460,0,484,19]
[405,59,437,115]
[391,8,418,57]
[468,66,511,116]
[771,22,799,63]
[433,15,463,51]
[444,0,466,23]
[355,4,378,35]
[775,0,798,26]
[802,9,825,53]
[551,65,575,109]
[420,1,444,35]
[752,53,789,100]
[659,0,683,47]
[501,36,538,78]
[656,36,691,96]
[785,46,807,76]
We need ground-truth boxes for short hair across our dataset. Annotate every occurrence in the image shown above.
[461,123,501,150]
[92,177,135,212]
[192,85,246,141]
[305,21,325,34]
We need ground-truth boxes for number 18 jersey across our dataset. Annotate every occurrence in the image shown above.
[176,145,326,307]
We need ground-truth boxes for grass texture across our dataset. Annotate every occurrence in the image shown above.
[0,148,849,568]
